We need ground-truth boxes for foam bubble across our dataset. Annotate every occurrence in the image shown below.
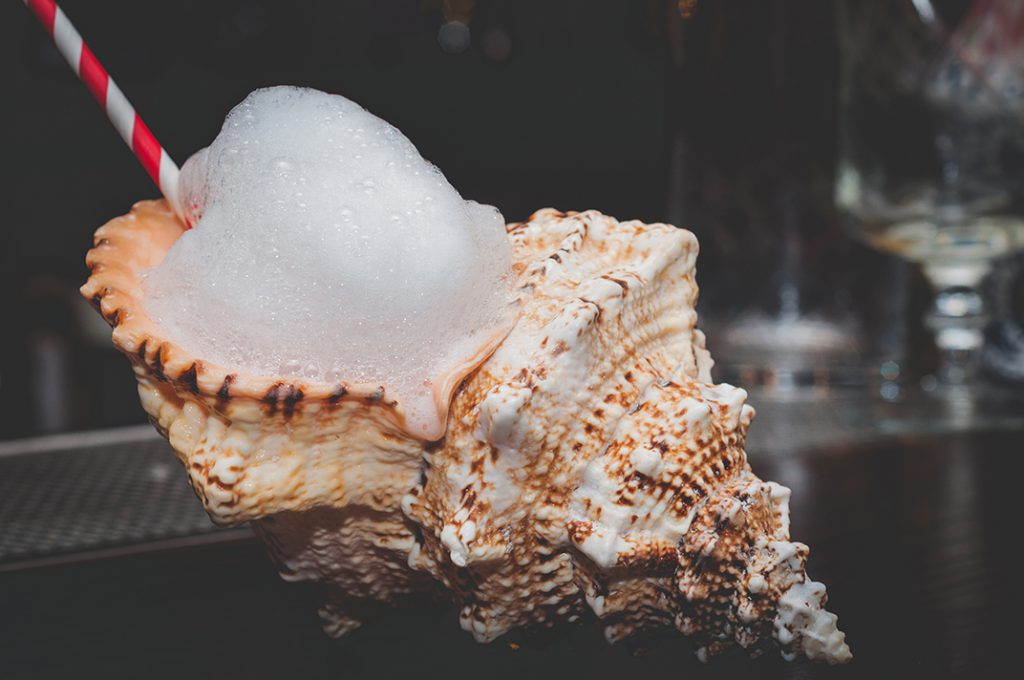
[144,87,514,437]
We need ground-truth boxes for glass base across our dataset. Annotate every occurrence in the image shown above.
[871,380,1024,435]
[706,313,867,391]
[741,380,1024,456]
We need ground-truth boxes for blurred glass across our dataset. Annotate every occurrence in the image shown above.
[668,0,904,396]
[836,0,1024,408]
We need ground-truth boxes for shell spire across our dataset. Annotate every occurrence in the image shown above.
[569,379,849,661]
[82,203,850,663]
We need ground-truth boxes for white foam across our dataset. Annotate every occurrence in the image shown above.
[144,87,514,437]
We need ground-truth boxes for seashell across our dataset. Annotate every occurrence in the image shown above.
[82,200,851,663]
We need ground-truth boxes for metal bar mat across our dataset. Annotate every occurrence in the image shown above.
[0,428,245,567]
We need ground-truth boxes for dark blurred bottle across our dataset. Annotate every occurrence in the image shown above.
[985,254,1024,383]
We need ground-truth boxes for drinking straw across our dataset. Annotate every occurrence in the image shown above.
[23,0,184,220]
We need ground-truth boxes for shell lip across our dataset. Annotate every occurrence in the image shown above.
[80,199,514,440]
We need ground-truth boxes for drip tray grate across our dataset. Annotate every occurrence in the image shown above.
[0,427,248,568]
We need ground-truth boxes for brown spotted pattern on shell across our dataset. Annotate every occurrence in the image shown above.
[82,202,851,663]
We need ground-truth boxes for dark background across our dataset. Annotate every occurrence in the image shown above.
[1,0,851,439]
[2,4,1022,678]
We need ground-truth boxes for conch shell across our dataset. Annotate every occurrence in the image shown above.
[82,200,851,663]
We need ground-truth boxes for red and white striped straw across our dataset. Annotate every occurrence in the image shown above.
[23,0,183,218]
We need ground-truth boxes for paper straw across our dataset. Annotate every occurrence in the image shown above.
[23,0,183,218]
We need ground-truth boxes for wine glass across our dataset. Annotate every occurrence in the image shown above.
[836,0,1024,425]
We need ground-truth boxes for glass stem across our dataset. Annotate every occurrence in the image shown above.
[922,263,989,385]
